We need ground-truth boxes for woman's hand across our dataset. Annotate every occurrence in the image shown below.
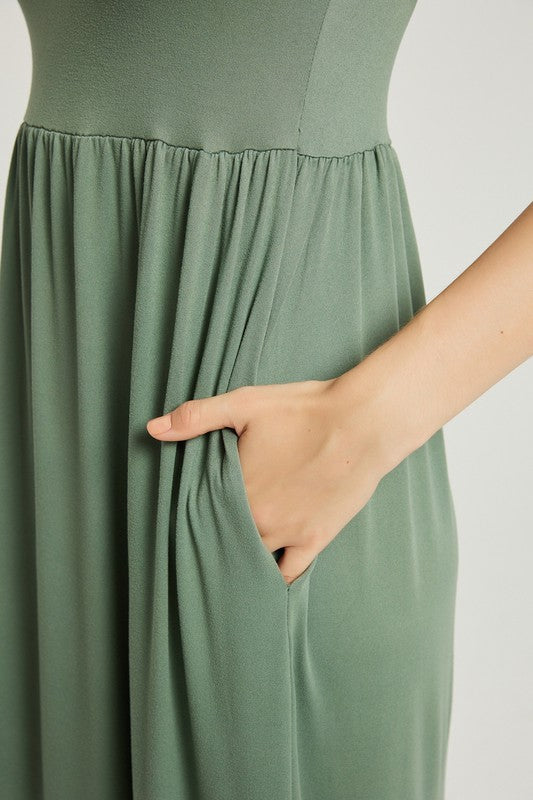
[146,378,394,585]
[146,202,533,583]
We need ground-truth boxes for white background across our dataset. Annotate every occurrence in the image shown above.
[1,0,532,797]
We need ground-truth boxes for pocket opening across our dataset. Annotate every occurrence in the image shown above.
[222,427,318,593]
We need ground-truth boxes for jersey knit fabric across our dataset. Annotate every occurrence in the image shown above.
[0,1,459,799]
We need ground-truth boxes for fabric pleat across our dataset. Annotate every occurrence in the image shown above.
[0,121,458,800]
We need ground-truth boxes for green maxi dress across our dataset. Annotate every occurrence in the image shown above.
[0,1,459,798]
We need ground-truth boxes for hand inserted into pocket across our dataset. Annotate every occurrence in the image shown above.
[146,377,393,584]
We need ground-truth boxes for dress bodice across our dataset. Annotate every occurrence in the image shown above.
[18,0,418,156]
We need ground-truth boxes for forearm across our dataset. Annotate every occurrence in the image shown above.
[329,201,533,471]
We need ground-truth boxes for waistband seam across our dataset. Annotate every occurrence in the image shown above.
[19,120,393,161]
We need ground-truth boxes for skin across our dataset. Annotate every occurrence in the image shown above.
[147,200,533,585]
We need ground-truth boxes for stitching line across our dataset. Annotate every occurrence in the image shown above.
[295,0,334,154]
[19,121,392,162]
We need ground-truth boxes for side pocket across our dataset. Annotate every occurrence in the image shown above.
[221,426,319,594]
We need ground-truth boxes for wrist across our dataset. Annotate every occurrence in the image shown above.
[323,356,429,475]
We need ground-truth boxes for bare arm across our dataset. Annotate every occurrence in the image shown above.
[328,201,533,471]
[147,201,533,582]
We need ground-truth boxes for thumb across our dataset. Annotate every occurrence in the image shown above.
[276,545,318,586]
[146,389,243,441]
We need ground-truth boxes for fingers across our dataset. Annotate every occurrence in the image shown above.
[146,387,248,441]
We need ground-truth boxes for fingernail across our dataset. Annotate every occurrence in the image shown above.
[147,413,172,435]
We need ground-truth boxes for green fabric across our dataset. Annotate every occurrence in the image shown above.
[0,1,459,799]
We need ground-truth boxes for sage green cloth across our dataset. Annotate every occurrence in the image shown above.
[0,1,459,798]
